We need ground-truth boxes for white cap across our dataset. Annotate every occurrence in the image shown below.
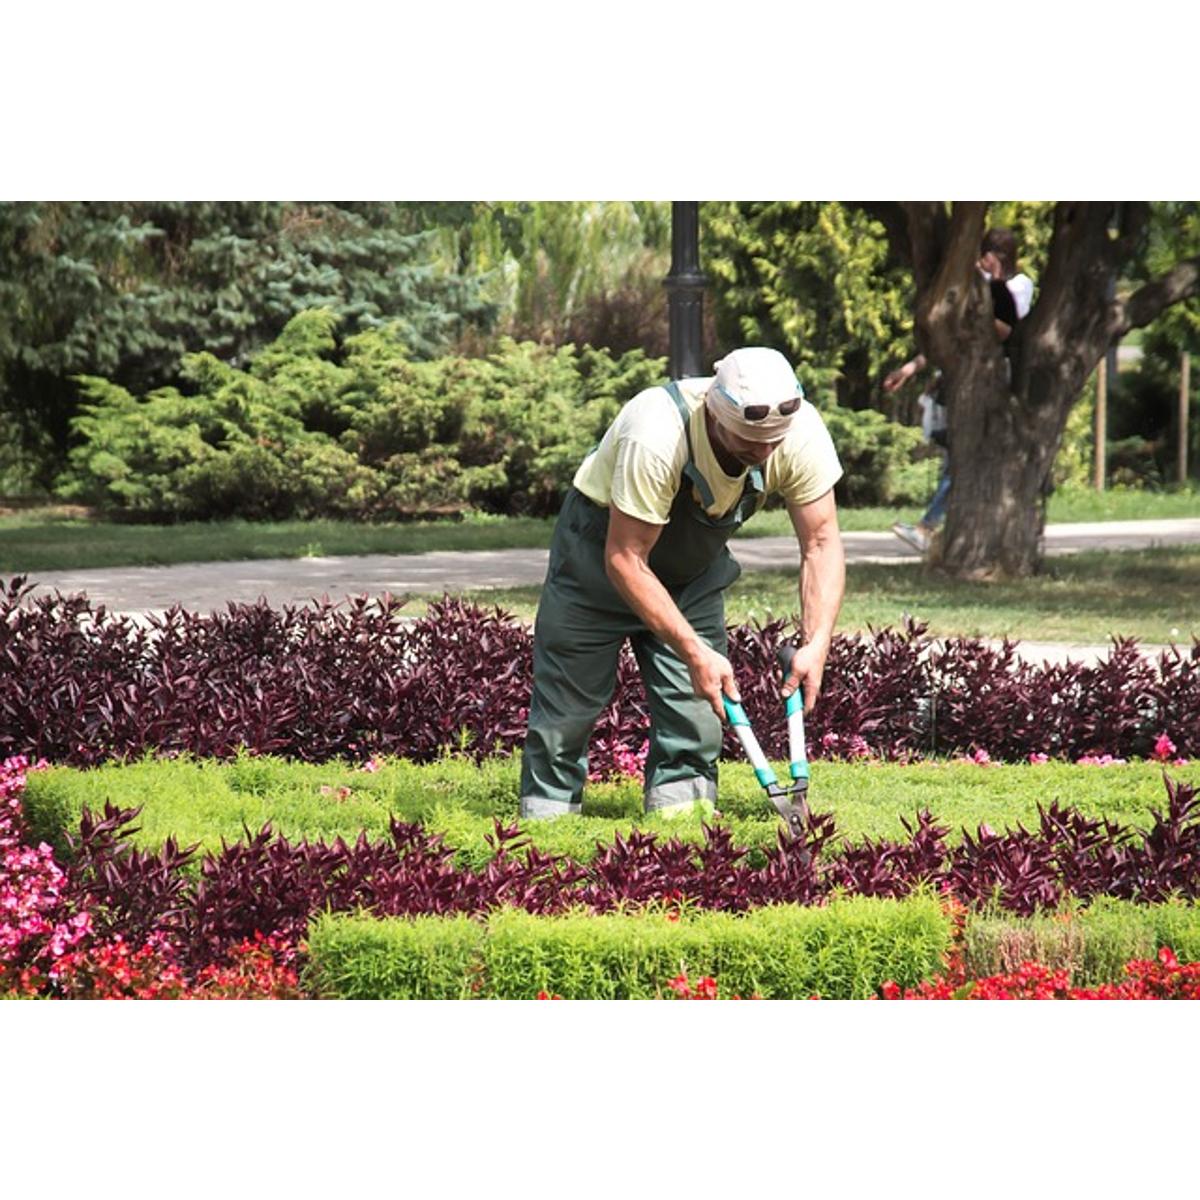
[705,347,804,443]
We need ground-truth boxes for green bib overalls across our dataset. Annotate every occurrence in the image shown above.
[519,382,765,816]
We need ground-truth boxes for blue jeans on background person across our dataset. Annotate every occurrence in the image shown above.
[922,449,950,529]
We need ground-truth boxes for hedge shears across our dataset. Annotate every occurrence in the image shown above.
[721,642,810,840]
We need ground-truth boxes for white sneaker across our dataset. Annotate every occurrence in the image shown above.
[891,522,930,553]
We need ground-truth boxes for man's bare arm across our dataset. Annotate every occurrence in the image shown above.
[782,488,846,712]
[604,506,738,718]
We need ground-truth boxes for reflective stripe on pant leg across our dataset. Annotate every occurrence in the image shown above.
[631,573,731,813]
[519,577,628,816]
[520,795,582,819]
[643,775,718,812]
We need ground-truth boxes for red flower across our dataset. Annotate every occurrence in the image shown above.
[1158,946,1180,971]
[667,972,691,997]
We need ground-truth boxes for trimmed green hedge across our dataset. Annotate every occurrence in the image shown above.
[304,897,1200,999]
[963,897,1200,986]
[305,896,953,999]
[21,752,532,860]
[23,753,1200,864]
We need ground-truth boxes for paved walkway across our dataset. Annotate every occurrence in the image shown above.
[18,517,1200,615]
[14,517,1199,666]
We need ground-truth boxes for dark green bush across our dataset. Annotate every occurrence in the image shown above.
[818,401,934,507]
[57,312,667,522]
[56,307,930,520]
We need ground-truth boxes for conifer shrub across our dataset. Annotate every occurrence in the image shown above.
[57,314,667,521]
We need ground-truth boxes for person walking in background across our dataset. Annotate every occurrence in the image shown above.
[885,227,1030,554]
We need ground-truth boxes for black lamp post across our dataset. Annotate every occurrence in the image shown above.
[664,201,706,379]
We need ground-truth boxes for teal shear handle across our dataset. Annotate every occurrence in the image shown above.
[720,642,812,843]
[776,643,810,788]
[722,695,779,789]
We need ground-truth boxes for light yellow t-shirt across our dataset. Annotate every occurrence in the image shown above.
[573,378,843,525]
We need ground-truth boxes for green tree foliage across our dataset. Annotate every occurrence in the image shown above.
[58,310,666,522]
[701,202,914,410]
[868,201,1200,577]
[1111,203,1200,482]
[443,202,673,355]
[0,202,497,487]
[817,404,933,506]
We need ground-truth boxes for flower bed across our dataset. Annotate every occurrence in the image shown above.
[881,946,1200,999]
[8,754,1200,999]
[1,756,298,998]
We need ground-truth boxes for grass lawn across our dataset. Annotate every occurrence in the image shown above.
[23,754,1200,863]
[413,543,1200,644]
[740,485,1200,537]
[0,508,558,573]
[2,485,1197,572]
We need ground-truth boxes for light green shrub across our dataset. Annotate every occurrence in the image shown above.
[305,912,485,1000]
[1149,901,1200,962]
[23,755,1200,863]
[306,896,952,1000]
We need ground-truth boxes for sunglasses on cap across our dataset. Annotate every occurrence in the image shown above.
[716,384,802,422]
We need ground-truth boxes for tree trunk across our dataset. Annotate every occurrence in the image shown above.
[933,359,1064,577]
[905,204,1110,577]
[876,200,1200,579]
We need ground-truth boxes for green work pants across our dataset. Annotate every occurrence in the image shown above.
[519,489,740,816]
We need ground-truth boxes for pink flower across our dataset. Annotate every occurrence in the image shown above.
[1152,734,1177,762]
[359,758,381,773]
[972,748,992,766]
[1028,752,1049,765]
[819,732,871,760]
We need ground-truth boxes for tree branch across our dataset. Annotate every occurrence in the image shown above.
[1113,255,1200,335]
[1027,204,1113,343]
[899,202,949,290]
[931,203,987,301]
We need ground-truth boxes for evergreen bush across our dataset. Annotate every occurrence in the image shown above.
[57,314,667,521]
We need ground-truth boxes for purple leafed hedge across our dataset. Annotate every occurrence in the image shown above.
[2,576,1198,769]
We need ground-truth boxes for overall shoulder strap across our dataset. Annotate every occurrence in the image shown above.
[663,381,716,509]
